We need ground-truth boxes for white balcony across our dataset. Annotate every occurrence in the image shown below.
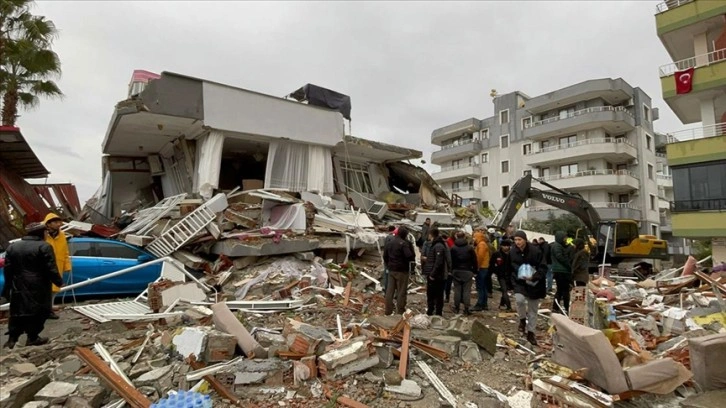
[450,187,481,200]
[657,173,673,189]
[659,48,726,77]
[524,138,637,166]
[431,164,481,183]
[523,106,635,140]
[431,139,482,165]
[539,169,640,192]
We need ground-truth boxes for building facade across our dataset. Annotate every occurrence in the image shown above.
[656,0,726,264]
[430,78,663,236]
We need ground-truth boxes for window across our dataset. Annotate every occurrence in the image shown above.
[539,167,551,178]
[643,105,651,122]
[559,135,576,147]
[618,194,629,204]
[646,134,653,151]
[452,181,460,191]
[481,153,489,163]
[70,242,94,257]
[522,143,532,155]
[523,170,531,176]
[522,117,532,130]
[672,160,726,211]
[499,110,509,124]
[500,135,509,149]
[540,140,551,150]
[651,224,658,237]
[650,194,656,210]
[451,159,462,168]
[501,160,510,173]
[648,164,654,180]
[481,176,489,187]
[559,107,575,119]
[480,129,489,139]
[501,185,510,198]
[468,156,476,166]
[560,163,578,177]
[466,179,474,189]
[97,242,142,259]
[341,162,374,194]
[481,200,490,209]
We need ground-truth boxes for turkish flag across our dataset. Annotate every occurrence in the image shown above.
[675,68,694,94]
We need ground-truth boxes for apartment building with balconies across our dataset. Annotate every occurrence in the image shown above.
[656,0,726,263]
[430,78,662,236]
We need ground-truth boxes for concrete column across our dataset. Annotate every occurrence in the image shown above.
[700,97,717,128]
[694,31,710,66]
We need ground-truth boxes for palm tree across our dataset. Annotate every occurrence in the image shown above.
[0,0,62,126]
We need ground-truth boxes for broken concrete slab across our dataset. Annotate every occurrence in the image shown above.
[216,359,292,389]
[62,397,93,408]
[428,336,461,357]
[76,384,107,408]
[20,402,48,408]
[133,365,173,387]
[10,364,38,377]
[459,341,482,363]
[211,302,267,359]
[0,374,50,408]
[34,382,78,405]
[680,389,726,408]
[471,320,498,356]
[385,379,422,398]
[212,238,319,257]
[374,344,395,368]
[284,319,336,356]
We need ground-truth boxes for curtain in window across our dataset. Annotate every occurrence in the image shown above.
[194,130,225,198]
[265,141,334,194]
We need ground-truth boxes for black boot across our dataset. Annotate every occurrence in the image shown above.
[5,338,17,349]
[26,337,49,347]
[527,331,538,346]
[518,319,526,335]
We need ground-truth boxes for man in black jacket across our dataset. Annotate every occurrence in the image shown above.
[510,230,547,346]
[383,226,415,315]
[449,231,477,315]
[421,227,448,316]
[490,239,514,311]
[4,222,64,349]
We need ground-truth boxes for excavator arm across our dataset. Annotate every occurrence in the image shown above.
[490,174,601,235]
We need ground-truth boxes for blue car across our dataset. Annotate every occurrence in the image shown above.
[0,237,162,298]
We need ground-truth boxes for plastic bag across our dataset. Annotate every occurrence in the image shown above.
[518,264,539,287]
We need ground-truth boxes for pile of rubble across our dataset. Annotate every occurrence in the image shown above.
[2,189,726,407]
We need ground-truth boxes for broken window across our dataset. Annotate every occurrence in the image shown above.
[265,141,334,193]
[341,162,373,194]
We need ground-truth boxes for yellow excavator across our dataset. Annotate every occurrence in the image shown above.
[488,174,669,266]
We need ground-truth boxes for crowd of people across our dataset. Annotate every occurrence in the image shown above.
[382,219,591,347]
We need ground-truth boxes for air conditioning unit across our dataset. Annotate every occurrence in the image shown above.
[148,154,165,175]
[368,201,388,219]
[631,159,639,166]
[625,98,634,107]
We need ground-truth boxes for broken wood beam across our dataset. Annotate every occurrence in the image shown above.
[74,347,151,408]
[398,322,410,379]
[343,281,353,307]
[188,358,250,407]
[323,384,371,408]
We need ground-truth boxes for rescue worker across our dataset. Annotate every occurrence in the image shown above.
[4,222,64,349]
[44,213,71,320]
[571,239,590,286]
[510,230,547,346]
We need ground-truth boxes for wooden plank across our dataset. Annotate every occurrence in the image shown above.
[324,384,371,408]
[188,358,250,407]
[398,322,410,379]
[74,347,151,408]
[343,281,353,307]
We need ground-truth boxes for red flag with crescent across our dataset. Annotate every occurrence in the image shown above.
[675,68,694,94]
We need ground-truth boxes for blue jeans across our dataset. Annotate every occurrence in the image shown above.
[475,268,488,308]
[546,265,553,293]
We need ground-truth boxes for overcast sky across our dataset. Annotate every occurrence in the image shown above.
[21,0,682,202]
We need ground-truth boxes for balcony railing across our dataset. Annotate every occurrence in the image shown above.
[525,106,633,129]
[657,173,673,181]
[437,163,479,172]
[539,169,637,182]
[655,0,693,14]
[439,138,476,151]
[671,198,726,212]
[451,187,480,193]
[525,137,634,156]
[659,48,726,77]
[663,122,726,142]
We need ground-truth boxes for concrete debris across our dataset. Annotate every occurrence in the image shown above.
[34,382,78,404]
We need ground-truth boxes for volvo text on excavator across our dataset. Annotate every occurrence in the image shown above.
[488,174,669,265]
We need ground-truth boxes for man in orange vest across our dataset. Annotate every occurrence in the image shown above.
[44,213,71,320]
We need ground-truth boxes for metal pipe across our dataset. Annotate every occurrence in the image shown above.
[60,257,173,293]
